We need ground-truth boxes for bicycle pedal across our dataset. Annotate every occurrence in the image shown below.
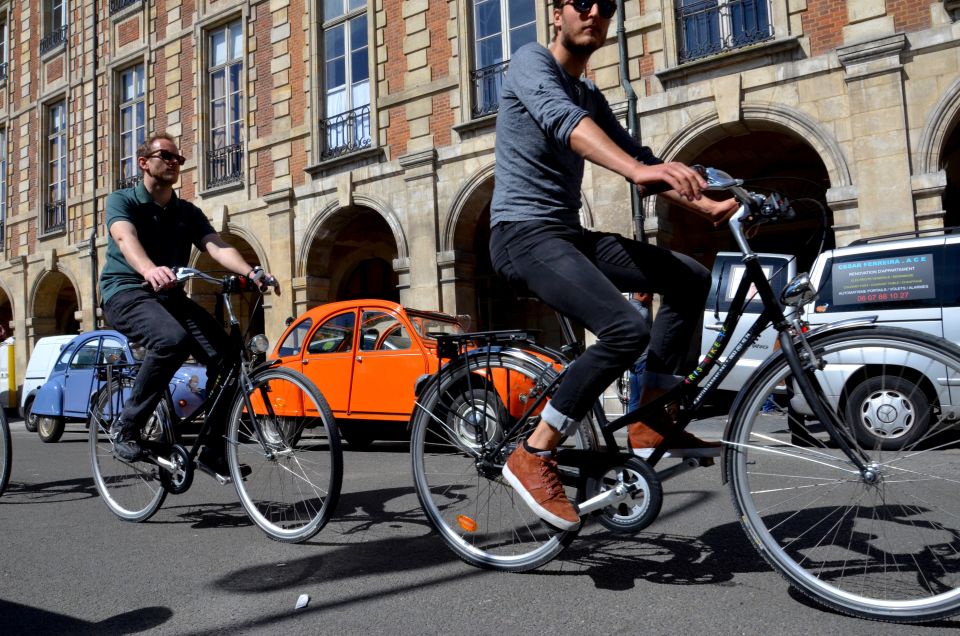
[195,461,232,486]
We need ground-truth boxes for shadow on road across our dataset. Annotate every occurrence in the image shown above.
[0,599,173,634]
[0,476,98,504]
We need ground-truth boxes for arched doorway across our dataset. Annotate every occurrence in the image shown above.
[191,235,264,338]
[305,206,399,304]
[33,271,81,336]
[941,122,960,228]
[663,128,833,272]
[0,286,12,340]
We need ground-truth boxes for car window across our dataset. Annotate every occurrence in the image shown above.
[407,312,464,340]
[100,337,126,364]
[307,312,355,355]
[70,339,100,369]
[359,311,412,351]
[814,246,943,314]
[52,342,77,372]
[278,318,313,357]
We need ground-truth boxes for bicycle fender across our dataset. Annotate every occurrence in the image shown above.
[719,318,879,484]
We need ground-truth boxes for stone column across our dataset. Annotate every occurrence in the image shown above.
[264,188,296,342]
[911,171,948,231]
[398,149,441,309]
[436,249,476,321]
[837,34,914,237]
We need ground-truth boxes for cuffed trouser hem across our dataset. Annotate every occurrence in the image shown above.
[541,402,581,436]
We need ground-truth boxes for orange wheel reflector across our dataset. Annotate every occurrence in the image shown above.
[456,515,478,532]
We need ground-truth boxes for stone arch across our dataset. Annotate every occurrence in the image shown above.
[296,195,408,279]
[656,102,853,187]
[0,279,13,338]
[188,229,267,336]
[30,267,82,336]
[915,76,960,175]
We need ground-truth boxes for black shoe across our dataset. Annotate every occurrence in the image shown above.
[198,448,251,480]
[110,419,143,461]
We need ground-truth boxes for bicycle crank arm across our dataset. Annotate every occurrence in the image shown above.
[195,462,231,486]
[576,483,634,517]
[656,456,712,482]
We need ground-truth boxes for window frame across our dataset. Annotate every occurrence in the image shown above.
[318,0,372,160]
[43,99,68,236]
[116,63,147,190]
[673,0,775,65]
[0,15,8,83]
[0,127,6,249]
[203,18,245,191]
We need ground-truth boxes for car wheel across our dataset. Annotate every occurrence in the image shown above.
[24,397,39,433]
[340,427,375,450]
[37,416,65,443]
[844,375,931,451]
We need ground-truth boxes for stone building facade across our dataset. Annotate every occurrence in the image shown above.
[2,0,960,394]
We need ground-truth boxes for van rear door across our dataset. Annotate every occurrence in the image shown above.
[700,252,797,393]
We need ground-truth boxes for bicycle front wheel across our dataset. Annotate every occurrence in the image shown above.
[89,377,170,522]
[727,326,960,622]
[227,366,342,543]
[411,348,597,572]
[0,411,10,496]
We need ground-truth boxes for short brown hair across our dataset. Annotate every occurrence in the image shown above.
[136,132,177,159]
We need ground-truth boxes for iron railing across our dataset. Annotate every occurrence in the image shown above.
[0,62,7,83]
[40,25,68,56]
[676,0,773,63]
[320,105,371,160]
[116,173,141,190]
[470,60,508,118]
[206,143,243,188]
[44,199,66,234]
[109,0,142,14]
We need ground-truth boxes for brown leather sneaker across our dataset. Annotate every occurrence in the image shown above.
[628,421,721,459]
[502,445,580,531]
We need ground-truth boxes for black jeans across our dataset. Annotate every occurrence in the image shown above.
[490,220,710,424]
[103,288,233,443]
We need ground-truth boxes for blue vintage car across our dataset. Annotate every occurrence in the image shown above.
[31,330,207,443]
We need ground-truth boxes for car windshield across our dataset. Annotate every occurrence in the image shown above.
[407,311,463,340]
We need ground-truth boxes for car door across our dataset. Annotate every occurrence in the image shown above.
[299,310,357,417]
[347,308,428,418]
[62,336,102,417]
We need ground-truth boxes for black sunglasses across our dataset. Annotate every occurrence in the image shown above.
[145,149,186,166]
[564,0,617,19]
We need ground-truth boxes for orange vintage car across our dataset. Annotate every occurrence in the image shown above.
[270,299,470,447]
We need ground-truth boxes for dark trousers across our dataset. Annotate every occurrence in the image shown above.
[490,220,710,422]
[103,288,233,443]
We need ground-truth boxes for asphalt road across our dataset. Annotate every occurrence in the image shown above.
[0,413,957,635]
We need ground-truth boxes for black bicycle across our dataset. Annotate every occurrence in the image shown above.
[410,168,960,622]
[88,267,343,542]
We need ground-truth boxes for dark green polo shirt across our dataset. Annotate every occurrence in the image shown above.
[99,182,216,304]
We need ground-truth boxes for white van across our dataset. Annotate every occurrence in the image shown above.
[19,335,74,432]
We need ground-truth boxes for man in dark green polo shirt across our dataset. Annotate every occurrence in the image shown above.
[99,132,276,471]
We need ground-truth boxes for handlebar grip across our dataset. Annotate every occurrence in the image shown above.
[637,181,673,197]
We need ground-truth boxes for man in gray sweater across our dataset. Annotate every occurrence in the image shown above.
[491,0,738,530]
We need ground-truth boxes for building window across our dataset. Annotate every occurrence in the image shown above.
[676,0,773,63]
[0,129,6,248]
[206,20,244,188]
[0,18,8,83]
[109,0,142,15]
[40,0,68,55]
[45,101,67,234]
[118,65,146,190]
[470,0,536,118]
[320,0,370,160]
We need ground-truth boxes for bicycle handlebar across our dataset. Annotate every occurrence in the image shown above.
[141,266,281,295]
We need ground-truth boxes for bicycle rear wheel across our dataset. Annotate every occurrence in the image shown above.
[227,366,342,543]
[411,348,596,572]
[89,376,170,522]
[727,326,960,622]
[0,411,10,496]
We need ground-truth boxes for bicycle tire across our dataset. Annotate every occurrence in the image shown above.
[227,366,343,543]
[411,348,597,572]
[0,411,10,496]
[89,376,170,522]
[726,326,960,622]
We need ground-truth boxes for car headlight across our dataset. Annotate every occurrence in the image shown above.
[129,342,146,361]
[248,334,270,355]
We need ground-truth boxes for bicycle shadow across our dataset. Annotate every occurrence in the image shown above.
[0,598,173,634]
[0,476,98,505]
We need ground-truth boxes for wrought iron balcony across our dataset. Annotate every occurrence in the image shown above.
[676,0,773,64]
[40,25,68,56]
[0,221,5,249]
[0,62,7,83]
[44,199,66,234]
[116,173,141,190]
[109,0,142,14]
[470,60,508,118]
[206,143,243,188]
[320,105,371,160]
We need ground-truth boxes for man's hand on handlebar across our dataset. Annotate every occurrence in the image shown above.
[632,162,706,201]
[247,265,281,295]
[143,265,178,292]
